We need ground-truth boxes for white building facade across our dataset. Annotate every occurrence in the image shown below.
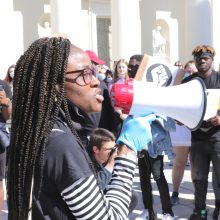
[0,0,219,76]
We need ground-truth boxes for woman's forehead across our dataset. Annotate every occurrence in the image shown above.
[68,46,91,69]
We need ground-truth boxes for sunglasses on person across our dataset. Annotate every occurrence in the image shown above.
[65,67,96,86]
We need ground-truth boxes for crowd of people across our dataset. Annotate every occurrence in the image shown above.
[0,37,219,220]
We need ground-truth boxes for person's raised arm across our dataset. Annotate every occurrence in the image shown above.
[61,115,156,219]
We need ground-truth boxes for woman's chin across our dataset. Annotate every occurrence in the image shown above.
[86,105,102,113]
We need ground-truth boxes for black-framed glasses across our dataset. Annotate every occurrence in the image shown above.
[65,68,95,86]
[103,146,117,152]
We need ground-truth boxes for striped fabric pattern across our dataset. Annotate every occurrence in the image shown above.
[61,155,137,220]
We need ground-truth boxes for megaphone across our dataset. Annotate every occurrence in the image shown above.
[110,77,207,130]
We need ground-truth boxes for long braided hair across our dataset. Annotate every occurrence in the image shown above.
[6,37,78,220]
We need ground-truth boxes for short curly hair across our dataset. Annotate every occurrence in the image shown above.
[192,45,215,58]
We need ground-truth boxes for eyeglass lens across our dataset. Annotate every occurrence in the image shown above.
[66,68,95,86]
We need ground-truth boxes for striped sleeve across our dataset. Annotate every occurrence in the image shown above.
[61,154,137,220]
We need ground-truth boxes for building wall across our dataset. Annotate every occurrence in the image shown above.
[184,0,212,62]
[140,0,213,65]
[0,0,218,77]
[0,0,23,78]
[14,0,45,50]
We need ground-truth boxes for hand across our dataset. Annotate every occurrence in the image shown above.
[105,149,117,171]
[207,115,220,126]
[116,114,156,154]
[120,113,128,120]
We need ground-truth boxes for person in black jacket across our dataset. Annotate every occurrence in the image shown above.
[6,37,152,220]
[184,45,220,220]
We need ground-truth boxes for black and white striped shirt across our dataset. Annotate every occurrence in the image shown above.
[32,120,137,220]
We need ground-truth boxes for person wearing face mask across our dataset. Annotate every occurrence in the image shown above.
[4,64,15,93]
[128,54,143,78]
[95,64,114,91]
[104,69,113,91]
[97,71,106,81]
[96,65,110,82]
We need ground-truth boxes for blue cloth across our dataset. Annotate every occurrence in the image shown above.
[148,115,175,159]
[97,165,112,190]
[155,115,176,132]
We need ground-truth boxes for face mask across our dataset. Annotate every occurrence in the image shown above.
[106,77,112,83]
[9,71,14,79]
[97,73,106,81]
[128,64,139,78]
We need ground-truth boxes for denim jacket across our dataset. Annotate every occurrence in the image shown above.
[147,115,176,159]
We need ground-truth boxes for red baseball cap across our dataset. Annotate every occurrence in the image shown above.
[85,50,105,65]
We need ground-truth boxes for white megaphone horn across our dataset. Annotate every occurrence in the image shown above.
[110,77,207,130]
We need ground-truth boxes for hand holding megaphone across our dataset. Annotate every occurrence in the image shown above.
[116,114,156,154]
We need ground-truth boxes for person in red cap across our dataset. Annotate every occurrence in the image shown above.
[86,50,108,82]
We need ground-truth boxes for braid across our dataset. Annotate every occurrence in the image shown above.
[7,37,70,220]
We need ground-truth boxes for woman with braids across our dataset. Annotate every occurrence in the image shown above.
[6,37,153,220]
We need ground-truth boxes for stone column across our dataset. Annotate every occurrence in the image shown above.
[211,0,220,70]
[111,0,141,61]
[50,0,83,47]
[0,0,23,75]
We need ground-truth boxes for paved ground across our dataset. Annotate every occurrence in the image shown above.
[129,156,215,220]
[1,156,216,220]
